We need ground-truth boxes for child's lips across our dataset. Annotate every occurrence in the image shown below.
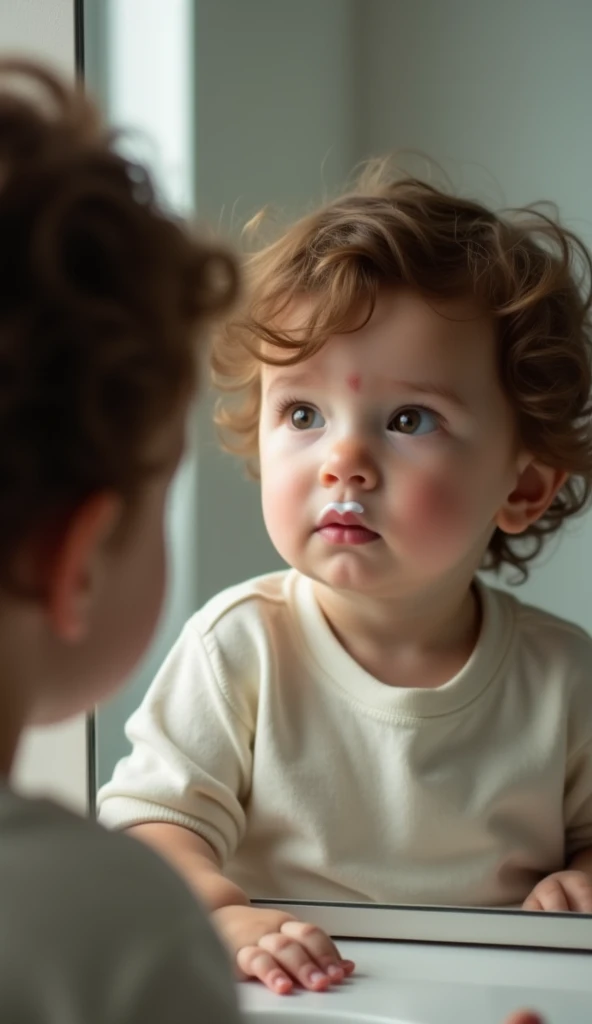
[315,508,380,545]
[316,522,381,545]
[317,509,367,530]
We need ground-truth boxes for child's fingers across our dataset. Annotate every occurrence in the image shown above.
[256,930,334,990]
[575,888,592,912]
[521,893,543,911]
[563,875,592,913]
[234,916,355,995]
[523,878,567,912]
[524,871,592,913]
[533,880,570,912]
[279,919,354,978]
[235,945,294,994]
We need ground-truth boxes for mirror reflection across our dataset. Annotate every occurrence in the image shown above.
[87,0,592,929]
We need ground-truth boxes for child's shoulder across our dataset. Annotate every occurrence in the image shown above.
[189,568,297,638]
[171,570,301,730]
[485,580,592,672]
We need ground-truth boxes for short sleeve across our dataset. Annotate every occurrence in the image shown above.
[97,618,256,864]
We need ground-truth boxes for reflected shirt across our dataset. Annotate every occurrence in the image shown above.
[98,570,592,908]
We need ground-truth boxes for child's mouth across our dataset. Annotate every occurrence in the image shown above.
[317,524,380,545]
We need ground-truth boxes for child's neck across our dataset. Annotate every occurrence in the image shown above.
[312,574,481,690]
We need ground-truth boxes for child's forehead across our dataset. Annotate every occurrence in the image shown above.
[257,290,513,427]
[260,288,496,382]
[266,287,489,336]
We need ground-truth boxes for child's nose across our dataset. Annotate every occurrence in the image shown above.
[319,437,379,490]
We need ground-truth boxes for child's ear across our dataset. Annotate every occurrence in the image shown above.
[48,493,122,642]
[495,460,567,535]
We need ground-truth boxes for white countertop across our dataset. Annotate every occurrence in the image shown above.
[239,939,592,1024]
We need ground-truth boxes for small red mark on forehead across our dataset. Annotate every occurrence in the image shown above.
[346,374,361,392]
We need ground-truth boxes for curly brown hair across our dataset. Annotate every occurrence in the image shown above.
[212,161,592,580]
[0,59,238,592]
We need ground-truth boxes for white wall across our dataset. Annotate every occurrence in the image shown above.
[0,0,88,814]
[356,0,592,630]
[14,717,87,814]
[0,0,74,72]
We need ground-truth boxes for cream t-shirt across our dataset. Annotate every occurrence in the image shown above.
[0,784,240,1023]
[98,570,592,908]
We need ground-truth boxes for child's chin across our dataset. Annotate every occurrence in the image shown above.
[318,563,385,595]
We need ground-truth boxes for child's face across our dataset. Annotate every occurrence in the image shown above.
[258,288,525,600]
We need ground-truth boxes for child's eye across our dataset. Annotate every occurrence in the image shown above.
[388,407,439,436]
[289,405,325,430]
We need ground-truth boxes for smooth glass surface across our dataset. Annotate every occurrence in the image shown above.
[82,0,592,943]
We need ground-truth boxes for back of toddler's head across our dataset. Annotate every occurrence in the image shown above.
[0,59,237,594]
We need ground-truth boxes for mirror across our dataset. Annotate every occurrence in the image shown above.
[82,0,592,937]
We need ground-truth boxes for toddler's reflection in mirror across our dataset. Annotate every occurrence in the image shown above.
[99,161,592,995]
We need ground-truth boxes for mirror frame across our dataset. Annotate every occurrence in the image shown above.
[78,0,592,952]
[254,900,592,952]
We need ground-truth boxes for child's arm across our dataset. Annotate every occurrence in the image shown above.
[127,823,249,910]
[128,822,355,995]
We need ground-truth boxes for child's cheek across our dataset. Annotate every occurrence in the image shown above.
[396,473,473,554]
[260,464,303,562]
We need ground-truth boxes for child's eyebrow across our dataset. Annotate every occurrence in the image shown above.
[265,372,471,414]
[386,380,471,413]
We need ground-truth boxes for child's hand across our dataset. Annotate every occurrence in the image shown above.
[522,870,592,912]
[212,904,355,994]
